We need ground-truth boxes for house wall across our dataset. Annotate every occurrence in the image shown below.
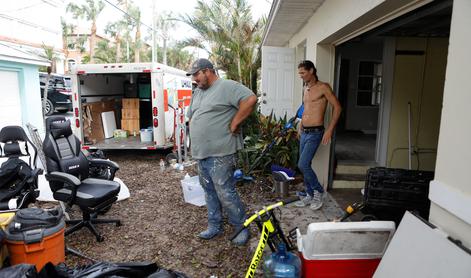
[266,0,471,250]
[0,60,44,133]
[429,0,471,248]
[337,42,383,132]
[386,37,447,171]
[282,0,411,188]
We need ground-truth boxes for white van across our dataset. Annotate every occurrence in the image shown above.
[69,63,192,150]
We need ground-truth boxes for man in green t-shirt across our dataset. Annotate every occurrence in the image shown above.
[186,58,257,246]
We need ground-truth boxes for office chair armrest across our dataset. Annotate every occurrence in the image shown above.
[46,172,81,206]
[26,168,43,183]
[88,158,119,171]
[88,158,119,180]
[46,172,81,187]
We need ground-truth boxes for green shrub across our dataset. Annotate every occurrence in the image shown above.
[239,109,298,177]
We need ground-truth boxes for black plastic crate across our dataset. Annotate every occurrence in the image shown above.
[364,167,434,211]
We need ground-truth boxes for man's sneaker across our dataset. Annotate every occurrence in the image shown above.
[310,191,324,210]
[295,191,307,197]
[198,227,223,240]
[294,195,313,207]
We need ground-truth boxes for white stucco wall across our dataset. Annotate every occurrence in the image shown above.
[282,0,394,188]
[289,0,385,60]
[429,0,471,248]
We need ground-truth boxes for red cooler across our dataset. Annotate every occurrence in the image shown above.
[296,221,395,278]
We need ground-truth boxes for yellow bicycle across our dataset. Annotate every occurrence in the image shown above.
[231,196,299,278]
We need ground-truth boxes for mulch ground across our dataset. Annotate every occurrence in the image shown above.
[62,150,281,277]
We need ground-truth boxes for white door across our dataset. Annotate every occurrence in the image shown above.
[0,70,22,128]
[261,46,295,118]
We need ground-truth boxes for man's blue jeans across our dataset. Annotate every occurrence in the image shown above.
[197,154,246,230]
[298,130,325,196]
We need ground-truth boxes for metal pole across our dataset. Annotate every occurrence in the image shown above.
[408,102,412,170]
[151,0,156,63]
[176,102,183,164]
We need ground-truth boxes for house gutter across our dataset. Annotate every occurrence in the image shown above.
[262,0,281,46]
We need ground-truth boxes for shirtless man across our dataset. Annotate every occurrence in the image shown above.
[295,60,342,210]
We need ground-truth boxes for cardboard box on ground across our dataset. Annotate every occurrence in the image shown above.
[82,100,116,144]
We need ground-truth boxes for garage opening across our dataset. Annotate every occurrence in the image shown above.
[331,0,453,188]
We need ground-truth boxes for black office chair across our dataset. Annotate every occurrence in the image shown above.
[42,116,121,242]
[0,126,42,209]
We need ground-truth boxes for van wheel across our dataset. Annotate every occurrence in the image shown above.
[43,99,54,116]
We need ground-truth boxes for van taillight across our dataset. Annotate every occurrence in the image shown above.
[75,119,80,128]
[74,108,79,117]
[153,118,158,127]
[153,107,158,116]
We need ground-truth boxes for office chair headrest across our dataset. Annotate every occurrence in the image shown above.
[0,126,29,143]
[46,117,73,139]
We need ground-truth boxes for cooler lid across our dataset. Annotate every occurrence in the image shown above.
[300,221,396,260]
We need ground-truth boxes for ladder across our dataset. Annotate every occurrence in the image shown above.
[26,123,70,220]
[26,123,47,172]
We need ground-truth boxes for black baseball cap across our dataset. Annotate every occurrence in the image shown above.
[186,58,214,76]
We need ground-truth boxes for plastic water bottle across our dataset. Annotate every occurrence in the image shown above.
[159,159,165,172]
[263,243,301,277]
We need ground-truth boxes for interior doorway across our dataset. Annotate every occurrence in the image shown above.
[329,0,452,188]
[335,39,384,164]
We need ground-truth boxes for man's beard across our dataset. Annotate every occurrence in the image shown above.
[197,78,209,89]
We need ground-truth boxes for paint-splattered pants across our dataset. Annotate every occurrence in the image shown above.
[298,130,325,195]
[197,154,246,230]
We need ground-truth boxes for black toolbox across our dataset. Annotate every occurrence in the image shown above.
[363,167,434,223]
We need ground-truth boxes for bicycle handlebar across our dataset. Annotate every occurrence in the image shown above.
[230,196,300,240]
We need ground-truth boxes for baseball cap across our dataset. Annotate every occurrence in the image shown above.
[186,58,214,76]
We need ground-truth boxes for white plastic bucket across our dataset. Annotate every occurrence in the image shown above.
[140,128,153,142]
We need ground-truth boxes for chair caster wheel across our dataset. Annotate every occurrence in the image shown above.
[116,221,122,227]
[96,235,105,242]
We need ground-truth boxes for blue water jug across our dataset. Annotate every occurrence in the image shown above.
[263,243,302,277]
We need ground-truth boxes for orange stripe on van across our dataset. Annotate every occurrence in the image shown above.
[164,89,169,112]
[177,89,192,106]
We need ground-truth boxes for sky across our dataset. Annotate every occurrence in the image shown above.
[69,0,272,46]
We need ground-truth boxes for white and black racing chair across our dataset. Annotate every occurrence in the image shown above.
[42,116,121,242]
[0,126,42,209]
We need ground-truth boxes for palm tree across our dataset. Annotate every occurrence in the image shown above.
[93,40,116,63]
[165,42,195,69]
[40,43,59,73]
[155,11,177,65]
[67,0,105,64]
[181,0,265,92]
[105,20,127,62]
[117,0,139,63]
[61,18,75,71]
[127,4,142,63]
